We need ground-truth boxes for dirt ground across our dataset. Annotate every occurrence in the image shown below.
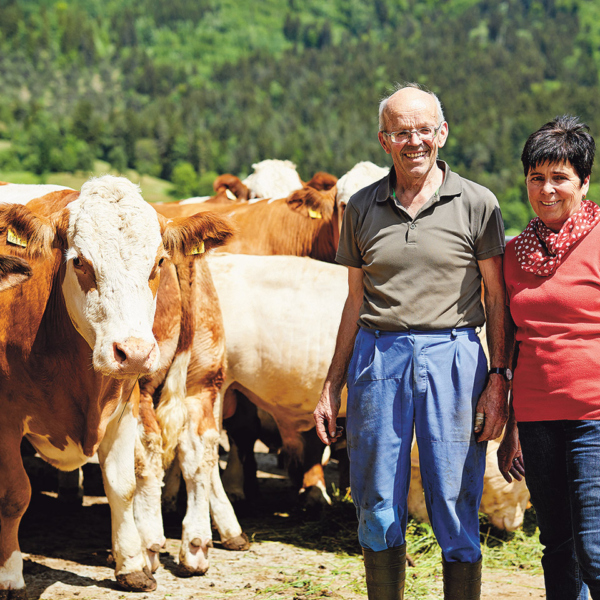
[18,452,546,600]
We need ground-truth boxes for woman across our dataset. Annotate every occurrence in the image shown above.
[499,114,600,599]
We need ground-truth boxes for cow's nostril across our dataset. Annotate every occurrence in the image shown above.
[114,343,127,364]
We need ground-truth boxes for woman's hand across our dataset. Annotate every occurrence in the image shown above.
[497,414,525,483]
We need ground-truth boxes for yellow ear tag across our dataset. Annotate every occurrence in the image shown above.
[308,208,322,219]
[189,240,205,255]
[7,228,27,248]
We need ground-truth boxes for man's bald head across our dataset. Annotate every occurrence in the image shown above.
[378,84,445,132]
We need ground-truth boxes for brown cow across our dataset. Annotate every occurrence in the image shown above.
[155,184,339,263]
[0,176,239,596]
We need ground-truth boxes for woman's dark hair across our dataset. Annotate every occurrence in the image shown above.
[521,115,595,183]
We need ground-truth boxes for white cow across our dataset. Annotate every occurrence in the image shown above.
[0,182,72,204]
[208,253,530,528]
[336,161,389,217]
[242,159,304,200]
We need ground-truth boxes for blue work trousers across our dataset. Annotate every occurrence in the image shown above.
[518,420,600,600]
[346,327,488,563]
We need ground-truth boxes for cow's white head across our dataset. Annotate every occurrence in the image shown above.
[336,161,389,232]
[0,175,235,379]
[61,176,165,377]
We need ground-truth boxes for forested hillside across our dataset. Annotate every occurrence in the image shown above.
[1,0,599,232]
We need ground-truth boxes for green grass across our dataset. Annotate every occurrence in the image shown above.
[0,161,174,203]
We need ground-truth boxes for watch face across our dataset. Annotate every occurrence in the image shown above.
[506,368,513,381]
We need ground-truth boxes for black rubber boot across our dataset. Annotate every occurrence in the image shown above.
[362,544,406,600]
[442,556,482,600]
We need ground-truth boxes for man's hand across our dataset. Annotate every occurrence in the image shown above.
[497,414,525,483]
[474,375,509,441]
[314,384,344,445]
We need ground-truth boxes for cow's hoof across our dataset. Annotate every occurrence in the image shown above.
[147,543,163,573]
[221,532,250,551]
[116,566,157,592]
[0,588,29,600]
[175,562,209,577]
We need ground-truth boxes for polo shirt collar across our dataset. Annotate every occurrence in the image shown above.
[376,160,463,203]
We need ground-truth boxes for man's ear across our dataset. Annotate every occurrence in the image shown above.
[158,211,236,261]
[378,131,392,154]
[436,122,449,149]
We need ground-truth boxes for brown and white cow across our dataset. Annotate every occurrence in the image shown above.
[0,176,239,596]
[133,235,249,577]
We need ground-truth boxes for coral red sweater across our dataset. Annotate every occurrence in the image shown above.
[504,222,600,421]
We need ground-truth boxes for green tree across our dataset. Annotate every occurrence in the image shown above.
[171,161,199,198]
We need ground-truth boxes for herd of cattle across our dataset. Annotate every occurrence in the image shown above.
[0,160,529,597]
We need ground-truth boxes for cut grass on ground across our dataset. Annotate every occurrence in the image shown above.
[244,490,543,599]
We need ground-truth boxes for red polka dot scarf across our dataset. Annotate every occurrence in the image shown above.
[514,199,600,276]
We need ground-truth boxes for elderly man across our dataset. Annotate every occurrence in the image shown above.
[314,84,511,600]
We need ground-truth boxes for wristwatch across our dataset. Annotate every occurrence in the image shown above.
[488,367,513,381]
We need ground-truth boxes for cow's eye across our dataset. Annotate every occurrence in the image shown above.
[158,258,165,267]
[73,256,82,268]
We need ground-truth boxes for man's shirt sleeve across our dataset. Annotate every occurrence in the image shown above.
[336,200,363,268]
[473,192,506,260]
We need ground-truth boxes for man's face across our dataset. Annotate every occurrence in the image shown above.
[378,91,448,185]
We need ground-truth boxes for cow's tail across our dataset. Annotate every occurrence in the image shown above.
[155,259,195,469]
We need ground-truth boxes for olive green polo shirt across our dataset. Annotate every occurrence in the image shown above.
[336,161,505,332]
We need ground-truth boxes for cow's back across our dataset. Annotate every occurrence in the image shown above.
[207,253,348,422]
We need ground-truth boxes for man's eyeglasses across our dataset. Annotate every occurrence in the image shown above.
[382,124,442,144]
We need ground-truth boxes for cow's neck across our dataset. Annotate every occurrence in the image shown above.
[12,255,131,459]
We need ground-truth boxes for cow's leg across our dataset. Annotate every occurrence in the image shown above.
[296,427,331,508]
[133,392,166,572]
[220,433,246,502]
[162,457,182,515]
[177,390,248,575]
[209,448,250,551]
[222,391,261,503]
[176,393,214,576]
[98,401,157,592]
[57,468,83,505]
[0,432,29,600]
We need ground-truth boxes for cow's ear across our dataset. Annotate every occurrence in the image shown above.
[0,255,32,292]
[213,174,249,201]
[50,207,70,250]
[286,186,336,220]
[305,172,338,192]
[0,203,56,258]
[159,212,236,260]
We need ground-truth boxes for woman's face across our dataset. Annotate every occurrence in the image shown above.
[526,161,590,232]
